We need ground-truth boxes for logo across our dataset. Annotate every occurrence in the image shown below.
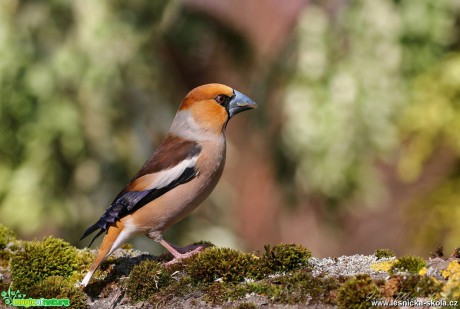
[1,288,70,307]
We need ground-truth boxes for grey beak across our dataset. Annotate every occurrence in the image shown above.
[227,90,257,117]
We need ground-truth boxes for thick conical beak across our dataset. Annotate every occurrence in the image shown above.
[227,89,257,117]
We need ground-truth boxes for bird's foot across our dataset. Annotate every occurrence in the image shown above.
[159,239,211,265]
[164,245,206,266]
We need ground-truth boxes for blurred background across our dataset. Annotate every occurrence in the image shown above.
[2,0,460,258]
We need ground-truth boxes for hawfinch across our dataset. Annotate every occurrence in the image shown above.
[80,83,257,286]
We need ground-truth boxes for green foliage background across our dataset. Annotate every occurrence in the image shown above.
[0,0,173,240]
[282,0,460,253]
[1,0,460,255]
[284,0,459,199]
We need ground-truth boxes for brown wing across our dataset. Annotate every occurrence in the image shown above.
[80,134,202,243]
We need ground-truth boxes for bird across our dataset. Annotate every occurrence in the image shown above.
[80,83,257,286]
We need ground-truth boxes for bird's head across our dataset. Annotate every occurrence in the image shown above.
[173,83,257,138]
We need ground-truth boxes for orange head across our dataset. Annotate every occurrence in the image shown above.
[171,83,257,138]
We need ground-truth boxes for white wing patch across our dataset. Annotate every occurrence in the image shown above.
[144,155,198,190]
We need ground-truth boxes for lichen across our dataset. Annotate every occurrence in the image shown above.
[443,272,460,301]
[442,261,460,301]
[370,260,396,273]
[374,248,395,259]
[126,259,171,302]
[27,276,88,309]
[337,274,380,309]
[10,237,79,291]
[0,224,16,249]
[442,261,460,279]
[389,255,427,275]
[418,266,427,276]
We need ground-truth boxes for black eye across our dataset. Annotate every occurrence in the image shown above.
[215,94,227,105]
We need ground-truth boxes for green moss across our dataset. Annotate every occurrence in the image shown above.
[269,270,339,304]
[67,249,95,283]
[7,241,20,252]
[235,302,258,309]
[337,274,380,309]
[0,270,10,292]
[390,255,427,275]
[262,243,311,272]
[203,281,274,305]
[374,248,396,259]
[398,275,442,298]
[27,276,87,309]
[126,260,171,302]
[10,237,79,291]
[174,245,315,304]
[0,250,11,267]
[191,240,215,247]
[75,249,94,272]
[148,275,193,304]
[203,270,339,306]
[244,281,279,297]
[188,247,255,284]
[0,224,16,249]
[249,243,312,279]
[120,243,133,250]
[99,255,117,272]
[203,281,230,304]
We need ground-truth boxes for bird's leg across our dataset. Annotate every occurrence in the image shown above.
[159,239,206,265]
[147,231,206,264]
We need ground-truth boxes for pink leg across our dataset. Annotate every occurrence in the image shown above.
[159,239,206,265]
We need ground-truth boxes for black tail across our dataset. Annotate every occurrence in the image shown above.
[80,220,106,247]
[81,200,127,246]
[80,202,125,247]
[80,221,101,240]
[88,229,104,247]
